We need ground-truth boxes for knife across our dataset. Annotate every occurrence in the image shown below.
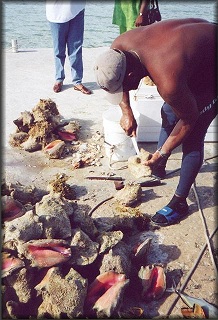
[86,176,124,181]
[131,137,140,155]
[85,175,161,186]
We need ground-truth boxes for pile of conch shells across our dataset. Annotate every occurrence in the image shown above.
[9,99,103,166]
[2,174,166,319]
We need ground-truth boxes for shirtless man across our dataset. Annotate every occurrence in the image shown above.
[94,18,217,226]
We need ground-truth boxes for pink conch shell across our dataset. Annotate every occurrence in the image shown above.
[2,195,25,222]
[57,129,77,141]
[138,264,154,296]
[85,271,129,317]
[138,264,166,300]
[2,252,25,278]
[93,278,129,317]
[22,239,71,268]
[132,237,152,265]
[44,140,65,159]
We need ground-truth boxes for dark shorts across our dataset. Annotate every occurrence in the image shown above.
[161,97,217,143]
[188,97,217,144]
[161,97,217,153]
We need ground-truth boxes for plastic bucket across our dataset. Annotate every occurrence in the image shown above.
[102,106,140,162]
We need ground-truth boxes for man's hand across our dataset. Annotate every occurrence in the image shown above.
[120,113,137,137]
[119,92,137,136]
[142,151,163,168]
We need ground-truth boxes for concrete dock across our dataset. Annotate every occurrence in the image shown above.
[4,47,112,148]
[3,47,218,318]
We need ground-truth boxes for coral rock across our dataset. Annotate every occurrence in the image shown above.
[97,231,124,254]
[6,267,33,303]
[21,136,42,152]
[47,173,76,200]
[114,182,142,207]
[99,241,132,277]
[13,110,34,132]
[70,228,99,265]
[36,267,87,318]
[128,148,152,179]
[9,132,29,147]
[3,210,43,243]
[35,193,73,239]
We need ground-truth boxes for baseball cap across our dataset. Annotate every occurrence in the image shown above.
[93,49,126,105]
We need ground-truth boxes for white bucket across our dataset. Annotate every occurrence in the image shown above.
[102,106,140,162]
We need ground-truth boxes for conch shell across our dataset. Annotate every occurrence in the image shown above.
[85,271,129,317]
[138,264,166,300]
[18,239,71,268]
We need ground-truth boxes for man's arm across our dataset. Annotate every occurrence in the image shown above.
[144,83,199,167]
[119,91,138,137]
[135,0,150,27]
[157,82,199,154]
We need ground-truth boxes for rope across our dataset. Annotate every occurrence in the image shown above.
[88,196,114,217]
[165,227,218,316]
[164,154,218,178]
[165,153,218,316]
[192,181,218,275]
[203,154,218,161]
[132,79,143,100]
[165,154,217,273]
[104,139,130,170]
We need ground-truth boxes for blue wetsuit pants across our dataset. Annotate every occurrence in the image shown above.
[157,98,217,198]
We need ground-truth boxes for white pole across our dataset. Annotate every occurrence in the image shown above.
[11,39,18,53]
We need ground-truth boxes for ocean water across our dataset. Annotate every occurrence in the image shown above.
[2,1,217,50]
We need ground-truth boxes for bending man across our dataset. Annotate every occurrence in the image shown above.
[94,18,217,226]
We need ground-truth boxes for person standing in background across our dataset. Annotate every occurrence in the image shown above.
[46,0,92,94]
[112,0,161,94]
[112,0,157,34]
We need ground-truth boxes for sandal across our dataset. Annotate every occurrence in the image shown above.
[74,84,92,95]
[151,203,189,227]
[53,82,63,93]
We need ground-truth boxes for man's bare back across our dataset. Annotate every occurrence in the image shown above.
[94,18,216,153]
[111,18,216,114]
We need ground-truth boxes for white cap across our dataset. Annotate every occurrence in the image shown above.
[93,49,126,104]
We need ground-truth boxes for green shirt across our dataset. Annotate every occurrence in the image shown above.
[113,0,141,31]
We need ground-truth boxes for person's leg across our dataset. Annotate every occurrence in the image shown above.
[50,21,68,88]
[175,143,204,198]
[66,10,91,94]
[152,99,217,226]
[152,135,205,226]
[152,102,178,178]
[67,10,84,86]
